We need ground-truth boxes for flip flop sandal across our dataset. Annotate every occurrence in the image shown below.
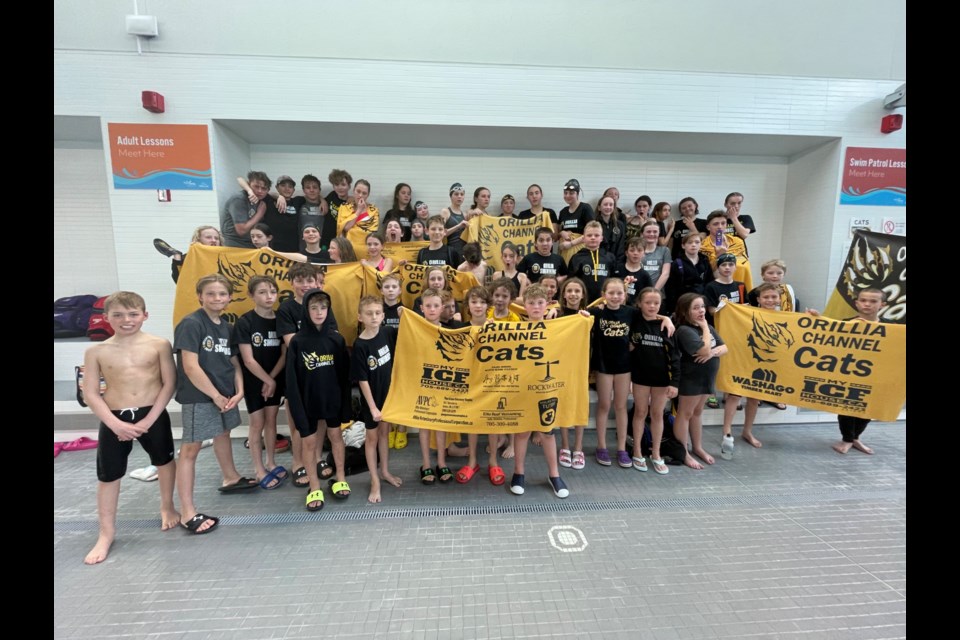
[306,489,325,512]
[420,466,436,485]
[317,459,334,480]
[218,477,258,492]
[181,513,219,535]
[488,465,506,486]
[292,467,310,488]
[455,464,480,484]
[259,466,287,490]
[153,238,183,258]
[330,480,351,500]
[650,458,670,475]
[436,465,454,483]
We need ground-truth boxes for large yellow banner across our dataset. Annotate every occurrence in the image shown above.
[715,303,905,421]
[462,213,552,270]
[382,311,593,433]
[173,246,365,344]
[382,241,428,265]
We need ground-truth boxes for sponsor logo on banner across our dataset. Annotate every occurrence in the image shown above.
[421,364,470,393]
[539,398,558,426]
[536,360,559,381]
[799,376,872,410]
[731,367,795,397]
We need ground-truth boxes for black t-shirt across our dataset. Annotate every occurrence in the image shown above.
[350,326,398,409]
[557,202,595,234]
[515,207,558,224]
[629,315,680,385]
[233,310,284,389]
[383,301,402,331]
[417,245,461,268]
[589,305,637,373]
[517,252,568,283]
[669,218,708,259]
[567,247,616,303]
[326,192,347,223]
[704,280,746,324]
[613,263,654,307]
[726,214,756,255]
[263,196,300,252]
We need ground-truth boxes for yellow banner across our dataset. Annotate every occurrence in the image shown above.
[394,263,481,308]
[462,213,552,271]
[382,311,593,433]
[823,230,907,323]
[714,303,905,421]
[336,204,381,259]
[383,241,428,265]
[173,246,365,345]
[559,233,582,265]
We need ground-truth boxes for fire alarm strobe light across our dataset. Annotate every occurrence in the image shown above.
[142,91,165,113]
[881,114,903,134]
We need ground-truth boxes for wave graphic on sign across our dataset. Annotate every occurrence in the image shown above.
[114,168,213,190]
[839,187,906,206]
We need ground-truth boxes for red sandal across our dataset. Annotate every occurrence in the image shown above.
[488,465,506,486]
[455,463,479,484]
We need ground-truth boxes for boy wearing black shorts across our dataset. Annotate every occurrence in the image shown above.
[82,291,178,563]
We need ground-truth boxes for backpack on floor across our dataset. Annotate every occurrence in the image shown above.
[86,296,114,341]
[54,295,99,338]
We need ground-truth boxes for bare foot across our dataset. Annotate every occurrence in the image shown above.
[692,447,715,465]
[531,432,543,447]
[382,471,403,488]
[741,434,763,448]
[683,455,704,470]
[851,440,874,455]
[446,443,469,457]
[502,445,515,459]
[84,535,114,565]
[368,488,382,504]
[833,441,852,454]
[161,509,181,531]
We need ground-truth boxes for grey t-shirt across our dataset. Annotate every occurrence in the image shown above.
[220,191,258,248]
[642,246,672,284]
[174,309,237,404]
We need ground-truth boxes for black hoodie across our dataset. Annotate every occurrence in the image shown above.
[285,289,352,431]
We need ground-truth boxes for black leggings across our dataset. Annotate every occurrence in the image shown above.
[837,415,871,443]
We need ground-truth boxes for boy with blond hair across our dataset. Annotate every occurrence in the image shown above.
[82,291,178,563]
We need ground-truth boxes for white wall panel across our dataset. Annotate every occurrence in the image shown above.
[54,0,905,81]
[54,144,119,298]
